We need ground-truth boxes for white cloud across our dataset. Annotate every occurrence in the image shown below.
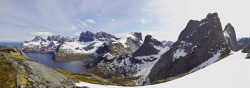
[141,18,152,24]
[111,19,116,22]
[78,21,88,29]
[74,31,81,36]
[71,25,77,30]
[85,19,96,23]
[29,32,53,38]
[142,8,151,12]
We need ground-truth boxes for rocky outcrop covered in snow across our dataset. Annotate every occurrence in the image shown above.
[148,13,231,83]
[223,23,241,51]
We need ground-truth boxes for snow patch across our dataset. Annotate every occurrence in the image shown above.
[224,31,230,38]
[60,41,104,54]
[114,33,138,48]
[173,49,187,61]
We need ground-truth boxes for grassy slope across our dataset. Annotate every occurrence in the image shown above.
[54,68,113,85]
[0,54,17,88]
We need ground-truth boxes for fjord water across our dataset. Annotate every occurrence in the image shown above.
[0,42,22,46]
[25,53,88,73]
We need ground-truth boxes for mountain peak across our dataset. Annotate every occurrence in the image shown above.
[132,35,163,56]
[148,12,230,82]
[223,23,240,51]
[206,12,219,19]
[78,31,95,42]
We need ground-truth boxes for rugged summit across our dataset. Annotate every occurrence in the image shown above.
[148,13,231,82]
[133,35,164,56]
[224,23,240,51]
[79,31,95,42]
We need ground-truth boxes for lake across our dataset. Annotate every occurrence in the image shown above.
[25,53,89,73]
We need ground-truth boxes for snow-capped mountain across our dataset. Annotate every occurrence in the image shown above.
[147,13,231,83]
[21,31,143,61]
[20,12,249,87]
[76,13,250,87]
[84,35,169,86]
[21,35,73,54]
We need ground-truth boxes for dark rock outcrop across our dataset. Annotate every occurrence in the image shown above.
[132,32,143,41]
[133,35,164,56]
[224,23,240,51]
[242,44,250,59]
[148,13,231,82]
[79,31,95,42]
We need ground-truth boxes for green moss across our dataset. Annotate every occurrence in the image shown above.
[19,71,29,85]
[0,55,17,88]
[54,68,112,85]
[10,55,28,60]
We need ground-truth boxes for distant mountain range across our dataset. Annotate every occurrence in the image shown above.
[19,12,250,86]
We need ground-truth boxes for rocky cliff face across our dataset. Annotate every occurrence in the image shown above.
[224,23,240,51]
[147,13,231,83]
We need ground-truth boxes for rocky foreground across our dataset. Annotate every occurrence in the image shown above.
[0,46,112,88]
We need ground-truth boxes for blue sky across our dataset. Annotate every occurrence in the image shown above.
[0,0,249,41]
